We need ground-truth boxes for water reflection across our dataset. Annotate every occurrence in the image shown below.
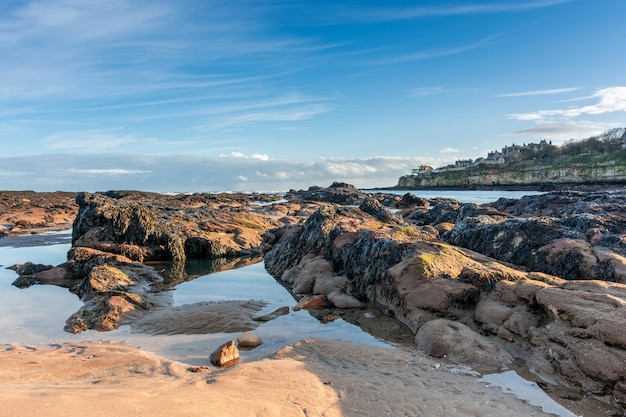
[148,256,263,289]
[0,229,73,248]
[0,237,414,357]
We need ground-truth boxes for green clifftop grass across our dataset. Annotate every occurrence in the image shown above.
[397,150,626,188]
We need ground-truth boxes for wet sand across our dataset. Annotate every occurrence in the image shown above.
[0,338,562,417]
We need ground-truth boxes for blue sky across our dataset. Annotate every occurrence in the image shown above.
[1,0,625,192]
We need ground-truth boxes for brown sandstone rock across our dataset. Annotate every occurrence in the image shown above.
[237,331,263,348]
[489,278,558,306]
[416,318,513,372]
[281,254,336,294]
[535,281,626,350]
[474,299,542,339]
[293,295,325,311]
[210,340,240,367]
[525,280,626,396]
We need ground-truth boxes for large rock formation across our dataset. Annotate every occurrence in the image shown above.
[72,191,283,262]
[262,192,626,408]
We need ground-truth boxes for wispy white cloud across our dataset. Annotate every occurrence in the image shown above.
[505,87,626,141]
[508,120,611,142]
[223,152,246,158]
[410,87,446,97]
[220,152,270,161]
[0,1,334,103]
[439,147,461,154]
[41,129,143,153]
[497,87,581,97]
[198,103,334,131]
[370,34,500,65]
[508,87,626,120]
[68,168,151,175]
[0,1,344,159]
[330,0,572,22]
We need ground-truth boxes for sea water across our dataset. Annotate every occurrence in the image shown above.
[368,189,544,204]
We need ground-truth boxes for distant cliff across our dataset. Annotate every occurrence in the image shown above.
[397,149,626,188]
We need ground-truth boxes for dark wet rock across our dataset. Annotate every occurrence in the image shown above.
[61,247,164,333]
[253,306,290,322]
[77,264,136,300]
[414,200,460,225]
[284,182,370,205]
[403,190,626,283]
[14,262,54,275]
[490,190,626,220]
[65,291,153,334]
[72,191,280,262]
[443,190,626,283]
[12,265,71,288]
[358,198,405,225]
[394,193,430,209]
[11,246,167,334]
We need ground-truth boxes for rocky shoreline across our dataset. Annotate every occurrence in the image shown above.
[0,190,77,237]
[4,183,626,415]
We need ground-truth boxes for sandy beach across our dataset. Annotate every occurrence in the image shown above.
[0,337,566,417]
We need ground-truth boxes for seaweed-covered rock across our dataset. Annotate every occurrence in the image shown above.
[284,182,371,205]
[262,199,626,406]
[72,191,280,262]
[358,198,405,225]
[437,190,626,282]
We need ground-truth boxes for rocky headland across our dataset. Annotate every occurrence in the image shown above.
[397,129,626,189]
[6,183,626,414]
